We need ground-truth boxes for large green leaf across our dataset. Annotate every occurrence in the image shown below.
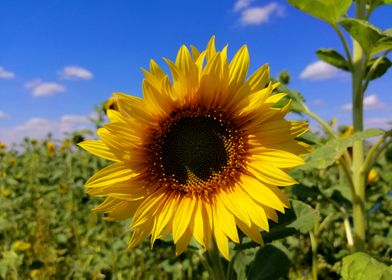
[316,48,350,71]
[288,0,352,25]
[247,244,291,280]
[341,252,392,280]
[366,57,392,80]
[300,128,384,170]
[340,18,383,55]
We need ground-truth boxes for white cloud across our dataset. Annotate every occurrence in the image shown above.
[342,94,387,111]
[234,0,254,11]
[312,99,323,106]
[365,117,392,130]
[300,61,343,80]
[239,3,284,26]
[25,80,65,97]
[0,111,8,119]
[60,66,93,80]
[0,66,15,79]
[0,114,94,144]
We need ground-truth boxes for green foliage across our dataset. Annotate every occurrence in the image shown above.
[247,244,291,280]
[341,252,392,280]
[366,56,392,80]
[288,0,352,25]
[0,138,206,279]
[316,48,350,71]
[300,129,384,170]
[340,19,383,55]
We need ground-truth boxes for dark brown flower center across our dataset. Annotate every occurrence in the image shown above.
[149,108,247,196]
[160,115,229,185]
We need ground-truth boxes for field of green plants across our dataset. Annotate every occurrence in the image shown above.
[0,115,391,279]
[1,0,392,279]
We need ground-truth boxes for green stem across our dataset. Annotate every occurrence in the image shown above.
[309,204,320,280]
[206,241,226,280]
[303,108,353,169]
[362,51,391,92]
[363,137,392,176]
[332,25,353,70]
[351,0,367,252]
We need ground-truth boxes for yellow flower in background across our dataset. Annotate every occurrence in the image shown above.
[79,37,310,259]
[1,188,12,198]
[0,141,6,150]
[47,141,56,156]
[103,96,119,114]
[367,168,378,185]
[12,240,31,251]
[30,269,40,279]
[340,126,353,138]
[60,139,72,153]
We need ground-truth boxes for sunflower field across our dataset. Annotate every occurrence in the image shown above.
[1,0,392,279]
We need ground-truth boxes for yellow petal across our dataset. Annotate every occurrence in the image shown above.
[206,35,217,61]
[151,193,180,245]
[132,189,167,228]
[214,197,239,243]
[250,148,305,168]
[229,45,249,92]
[129,218,154,248]
[219,188,251,227]
[78,140,118,161]
[236,219,264,245]
[172,196,196,243]
[247,64,270,92]
[175,228,193,256]
[240,174,286,212]
[86,162,135,189]
[249,164,298,186]
[192,199,205,248]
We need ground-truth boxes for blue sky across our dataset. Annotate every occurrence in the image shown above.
[1,0,391,144]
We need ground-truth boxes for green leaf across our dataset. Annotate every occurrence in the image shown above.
[316,48,350,71]
[247,244,291,280]
[233,248,258,280]
[235,200,319,250]
[340,18,383,55]
[300,128,384,170]
[341,252,392,280]
[288,0,352,25]
[371,0,392,9]
[273,82,306,114]
[262,200,320,242]
[366,57,392,80]
[371,29,392,56]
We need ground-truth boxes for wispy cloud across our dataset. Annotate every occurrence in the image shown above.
[300,61,344,80]
[342,94,387,111]
[233,1,284,26]
[0,110,8,119]
[0,114,94,144]
[234,0,254,11]
[365,117,392,130]
[59,66,93,80]
[25,79,65,97]
[0,66,15,79]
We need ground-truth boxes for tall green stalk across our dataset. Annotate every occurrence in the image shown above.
[351,0,366,252]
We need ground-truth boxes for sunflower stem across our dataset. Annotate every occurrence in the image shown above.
[206,241,226,280]
[351,0,367,252]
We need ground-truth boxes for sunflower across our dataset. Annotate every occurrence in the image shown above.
[79,37,310,259]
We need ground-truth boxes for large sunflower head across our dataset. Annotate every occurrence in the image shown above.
[79,37,310,259]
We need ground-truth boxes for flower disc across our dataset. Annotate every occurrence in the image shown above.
[79,37,310,259]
